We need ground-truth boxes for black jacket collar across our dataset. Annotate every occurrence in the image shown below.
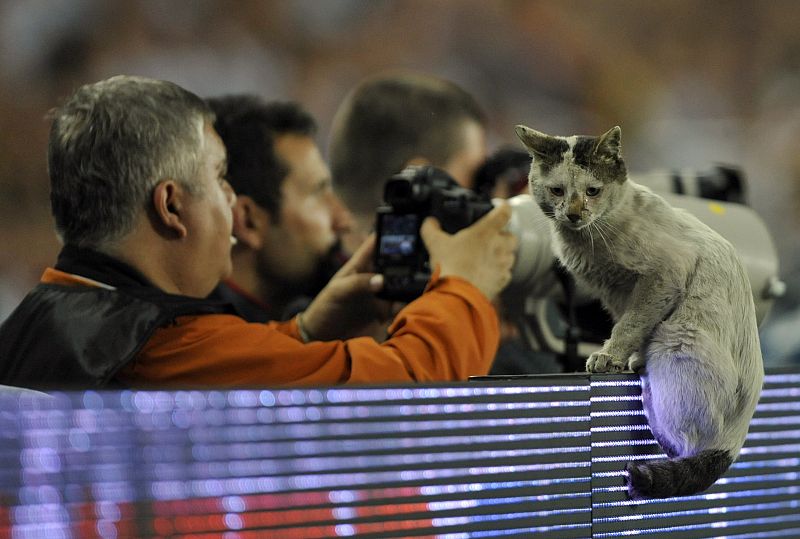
[55,245,155,290]
[54,245,236,313]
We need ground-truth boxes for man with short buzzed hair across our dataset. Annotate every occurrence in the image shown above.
[329,70,489,254]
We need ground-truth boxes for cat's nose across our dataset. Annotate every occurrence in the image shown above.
[567,213,581,223]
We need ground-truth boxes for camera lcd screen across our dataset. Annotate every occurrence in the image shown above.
[379,213,418,257]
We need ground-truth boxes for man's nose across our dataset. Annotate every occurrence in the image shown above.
[330,194,354,233]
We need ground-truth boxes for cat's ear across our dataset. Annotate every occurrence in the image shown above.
[515,125,555,161]
[593,126,622,162]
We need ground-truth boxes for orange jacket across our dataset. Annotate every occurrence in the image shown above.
[41,268,499,387]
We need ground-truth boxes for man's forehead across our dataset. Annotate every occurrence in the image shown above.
[274,132,316,153]
[276,135,327,172]
[204,123,227,163]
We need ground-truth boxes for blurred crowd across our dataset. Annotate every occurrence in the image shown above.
[1,0,799,364]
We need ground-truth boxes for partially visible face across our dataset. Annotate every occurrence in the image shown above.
[531,152,609,230]
[517,126,626,231]
[183,122,237,296]
[443,119,487,189]
[259,134,352,284]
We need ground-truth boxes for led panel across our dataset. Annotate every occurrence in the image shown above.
[0,371,798,538]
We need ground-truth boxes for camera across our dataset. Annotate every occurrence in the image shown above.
[631,165,746,204]
[374,165,493,301]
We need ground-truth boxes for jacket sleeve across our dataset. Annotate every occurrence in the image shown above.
[119,276,499,387]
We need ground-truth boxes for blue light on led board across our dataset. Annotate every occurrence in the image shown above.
[595,499,800,524]
[438,522,592,538]
[593,513,800,538]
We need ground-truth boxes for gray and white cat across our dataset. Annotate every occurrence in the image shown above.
[515,124,764,499]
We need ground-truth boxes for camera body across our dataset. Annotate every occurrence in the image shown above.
[374,166,493,301]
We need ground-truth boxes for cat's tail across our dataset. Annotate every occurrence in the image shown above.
[626,449,733,499]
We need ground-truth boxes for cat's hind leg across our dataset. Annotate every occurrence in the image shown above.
[626,322,741,498]
[639,378,680,457]
[641,321,738,456]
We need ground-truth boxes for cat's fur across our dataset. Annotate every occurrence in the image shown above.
[515,124,764,499]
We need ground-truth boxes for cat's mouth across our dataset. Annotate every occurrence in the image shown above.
[558,219,590,231]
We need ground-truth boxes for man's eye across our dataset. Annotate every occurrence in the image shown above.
[549,187,564,197]
[586,187,601,197]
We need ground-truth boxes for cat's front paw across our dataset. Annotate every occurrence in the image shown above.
[586,352,626,373]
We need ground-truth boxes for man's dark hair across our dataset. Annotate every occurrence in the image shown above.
[48,75,212,248]
[206,95,316,220]
[328,71,487,217]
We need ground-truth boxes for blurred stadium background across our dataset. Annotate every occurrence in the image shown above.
[0,0,798,363]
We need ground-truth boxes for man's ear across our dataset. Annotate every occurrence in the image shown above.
[232,195,269,250]
[152,180,188,238]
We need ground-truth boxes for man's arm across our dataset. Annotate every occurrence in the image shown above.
[118,274,498,386]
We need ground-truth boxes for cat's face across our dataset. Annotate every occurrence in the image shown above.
[514,125,627,230]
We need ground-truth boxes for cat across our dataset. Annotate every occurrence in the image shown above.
[515,124,764,499]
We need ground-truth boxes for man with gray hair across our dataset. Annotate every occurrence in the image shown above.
[0,75,517,388]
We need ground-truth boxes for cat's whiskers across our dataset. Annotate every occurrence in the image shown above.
[583,222,596,256]
[591,220,615,261]
[595,218,629,247]
[600,219,638,253]
[594,216,618,234]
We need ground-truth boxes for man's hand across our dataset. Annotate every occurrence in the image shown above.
[421,203,517,301]
[301,235,394,341]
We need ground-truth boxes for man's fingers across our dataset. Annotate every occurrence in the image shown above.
[420,216,443,245]
[473,202,512,232]
[330,272,384,296]
[337,233,376,276]
[421,205,510,244]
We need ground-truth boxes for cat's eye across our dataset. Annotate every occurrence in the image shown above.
[586,187,601,197]
[549,187,564,197]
